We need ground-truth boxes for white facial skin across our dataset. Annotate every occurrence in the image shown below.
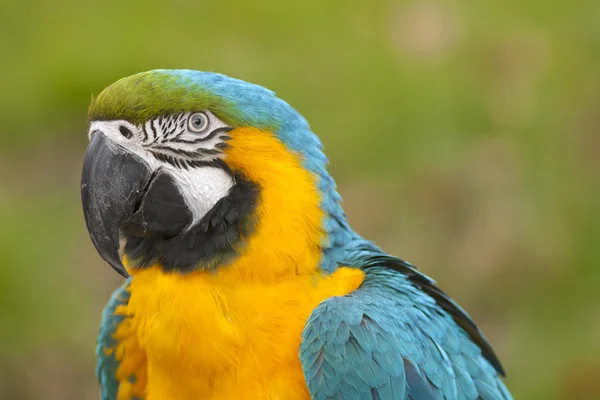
[88,111,235,226]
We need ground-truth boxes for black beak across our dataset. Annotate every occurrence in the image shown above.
[81,132,152,277]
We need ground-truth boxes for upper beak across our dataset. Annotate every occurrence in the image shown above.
[81,132,152,277]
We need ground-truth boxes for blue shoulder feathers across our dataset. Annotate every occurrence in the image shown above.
[96,279,143,400]
[300,249,511,400]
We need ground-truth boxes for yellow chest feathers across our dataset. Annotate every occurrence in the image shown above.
[110,128,364,399]
[115,266,364,400]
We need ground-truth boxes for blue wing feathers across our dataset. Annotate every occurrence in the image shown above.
[96,279,132,400]
[403,360,441,400]
[300,252,511,400]
[360,254,505,377]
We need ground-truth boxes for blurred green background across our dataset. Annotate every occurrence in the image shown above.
[1,0,599,398]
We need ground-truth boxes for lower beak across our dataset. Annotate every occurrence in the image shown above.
[81,132,152,277]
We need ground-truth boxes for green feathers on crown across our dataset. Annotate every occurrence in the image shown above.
[89,70,246,127]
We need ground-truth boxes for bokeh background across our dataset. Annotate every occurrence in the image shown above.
[1,0,599,399]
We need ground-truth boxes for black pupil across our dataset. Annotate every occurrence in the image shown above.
[194,116,204,127]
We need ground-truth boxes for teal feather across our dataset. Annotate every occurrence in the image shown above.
[96,278,143,400]
[300,248,512,400]
[89,70,511,400]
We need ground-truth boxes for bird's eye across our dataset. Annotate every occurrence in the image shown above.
[188,112,210,133]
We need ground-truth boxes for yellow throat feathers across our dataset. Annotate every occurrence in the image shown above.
[124,126,327,282]
[115,128,365,399]
[216,126,326,282]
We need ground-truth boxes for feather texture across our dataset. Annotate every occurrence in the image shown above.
[300,250,512,400]
[89,70,512,400]
[97,279,146,400]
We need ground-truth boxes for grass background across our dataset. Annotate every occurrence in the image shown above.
[1,0,599,398]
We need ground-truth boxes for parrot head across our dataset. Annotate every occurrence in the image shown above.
[82,69,343,278]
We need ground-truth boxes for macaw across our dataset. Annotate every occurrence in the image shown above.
[81,69,512,400]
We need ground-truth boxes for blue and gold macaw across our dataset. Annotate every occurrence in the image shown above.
[81,70,512,400]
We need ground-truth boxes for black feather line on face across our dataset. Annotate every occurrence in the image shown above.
[142,124,149,142]
[170,127,232,144]
[148,150,223,168]
[123,173,259,272]
[149,146,219,158]
[149,119,162,144]
[140,113,231,148]
[163,125,177,141]
[148,120,156,140]
[160,114,185,141]
[148,147,233,171]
